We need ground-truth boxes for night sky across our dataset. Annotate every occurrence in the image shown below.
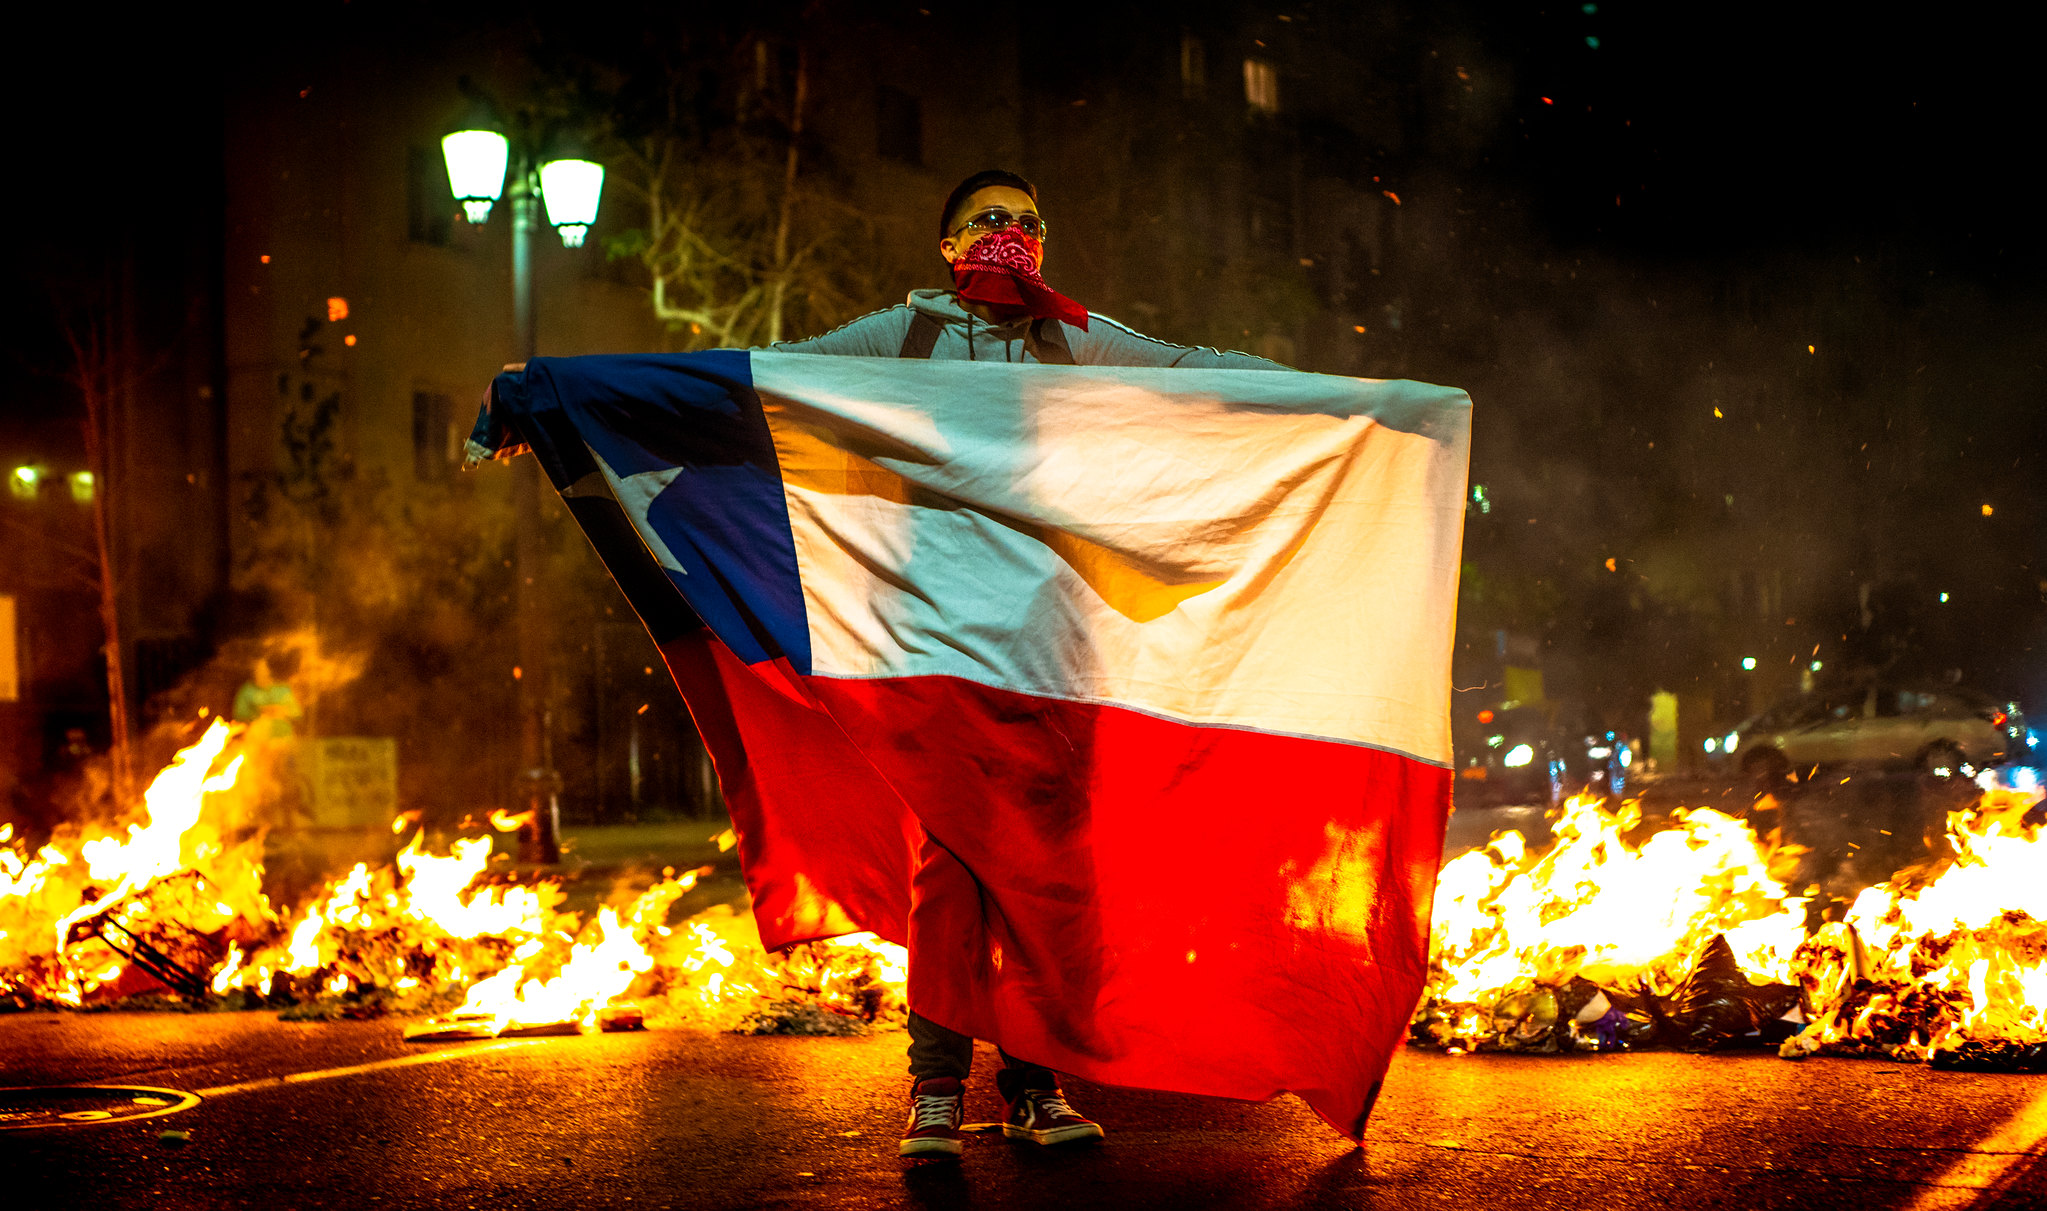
[1463,5,2037,279]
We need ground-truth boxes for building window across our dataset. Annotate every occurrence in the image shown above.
[1243,58,1280,114]
[406,146,452,247]
[412,390,457,481]
[1180,33,1207,98]
[876,85,923,165]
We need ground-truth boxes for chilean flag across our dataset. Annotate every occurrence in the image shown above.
[472,350,1470,1139]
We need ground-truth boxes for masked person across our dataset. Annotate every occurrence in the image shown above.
[777,169,1287,371]
[774,169,1290,1160]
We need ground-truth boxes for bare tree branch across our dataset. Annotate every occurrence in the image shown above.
[589,32,878,350]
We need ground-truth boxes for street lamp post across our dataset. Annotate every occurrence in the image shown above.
[443,124,605,865]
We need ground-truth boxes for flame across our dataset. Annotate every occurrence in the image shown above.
[1421,785,2047,1062]
[30,709,2047,1063]
[211,943,246,995]
[1788,789,2047,1059]
[394,833,549,938]
[1428,795,1806,1012]
[1,719,264,1005]
[2,719,908,1034]
[454,905,652,1031]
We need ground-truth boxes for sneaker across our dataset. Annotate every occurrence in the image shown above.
[899,1077,967,1159]
[999,1071,1105,1146]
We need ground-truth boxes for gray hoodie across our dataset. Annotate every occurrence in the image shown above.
[771,288,1289,370]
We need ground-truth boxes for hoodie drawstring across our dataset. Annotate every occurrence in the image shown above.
[957,308,1021,362]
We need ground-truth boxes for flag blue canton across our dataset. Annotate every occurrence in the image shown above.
[480,351,811,670]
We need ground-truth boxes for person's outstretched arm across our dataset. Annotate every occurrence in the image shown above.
[1067,313,1294,370]
[770,305,918,357]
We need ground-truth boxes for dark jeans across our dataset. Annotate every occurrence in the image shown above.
[906,1011,1054,1088]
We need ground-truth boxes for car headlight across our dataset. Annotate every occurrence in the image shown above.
[1724,731,1740,753]
[1504,743,1535,768]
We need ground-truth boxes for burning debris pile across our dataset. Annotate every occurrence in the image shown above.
[1415,788,2047,1068]
[21,712,2042,1065]
[1,719,907,1037]
[1786,789,2047,1069]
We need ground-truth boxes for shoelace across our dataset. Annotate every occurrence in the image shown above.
[1024,1092,1077,1121]
[911,1092,961,1130]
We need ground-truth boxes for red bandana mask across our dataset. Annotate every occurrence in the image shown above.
[950,227,1090,330]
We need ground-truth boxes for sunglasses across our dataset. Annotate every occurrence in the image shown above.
[951,208,1048,240]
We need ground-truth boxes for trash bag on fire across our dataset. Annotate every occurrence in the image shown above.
[1566,981,1657,1052]
[1410,976,1657,1054]
[1447,978,1658,1054]
[1484,982,1564,1052]
[1668,934,1804,1052]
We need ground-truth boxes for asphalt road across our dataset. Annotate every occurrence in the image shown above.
[7,1010,2047,1210]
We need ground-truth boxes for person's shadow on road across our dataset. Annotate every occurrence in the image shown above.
[902,1159,974,1209]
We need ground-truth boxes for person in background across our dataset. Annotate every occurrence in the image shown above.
[233,657,304,827]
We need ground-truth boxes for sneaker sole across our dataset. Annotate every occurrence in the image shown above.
[1003,1122,1105,1146]
[899,1137,965,1159]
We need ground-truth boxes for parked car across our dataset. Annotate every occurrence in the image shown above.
[1453,704,1635,807]
[1726,681,2025,790]
[1454,703,1570,808]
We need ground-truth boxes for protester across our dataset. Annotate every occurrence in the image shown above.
[773,168,1291,1159]
[465,181,1464,1158]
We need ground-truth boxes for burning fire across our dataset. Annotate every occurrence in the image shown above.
[1418,785,2047,1065]
[1419,795,1808,1050]
[1,719,906,1036]
[1786,788,2047,1062]
[16,712,2046,1065]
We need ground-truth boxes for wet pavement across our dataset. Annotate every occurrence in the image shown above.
[6,1009,2047,1210]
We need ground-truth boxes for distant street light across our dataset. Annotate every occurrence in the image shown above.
[439,116,608,865]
